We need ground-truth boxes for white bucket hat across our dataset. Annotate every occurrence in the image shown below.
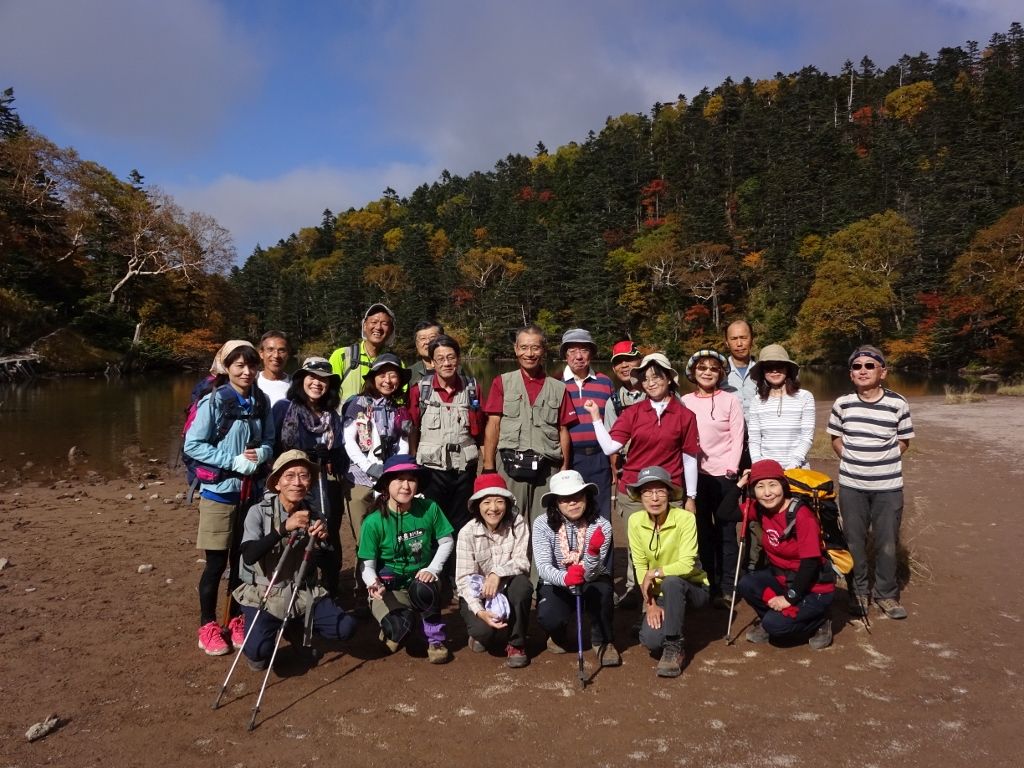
[629,352,680,387]
[540,469,598,507]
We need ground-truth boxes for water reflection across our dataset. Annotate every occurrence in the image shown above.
[0,361,980,479]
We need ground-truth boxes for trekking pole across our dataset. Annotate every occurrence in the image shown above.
[725,492,751,645]
[573,585,586,690]
[249,527,319,731]
[221,475,254,629]
[211,529,302,710]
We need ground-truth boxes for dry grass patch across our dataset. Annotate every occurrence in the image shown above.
[996,379,1024,397]
[944,384,986,404]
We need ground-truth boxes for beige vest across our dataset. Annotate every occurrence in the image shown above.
[415,379,479,471]
[496,371,564,461]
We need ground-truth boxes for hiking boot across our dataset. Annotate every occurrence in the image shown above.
[596,643,622,667]
[227,614,245,649]
[745,621,770,645]
[712,593,734,610]
[468,637,487,653]
[378,630,400,654]
[427,643,451,664]
[875,598,908,620]
[656,640,684,678]
[847,593,869,618]
[505,644,529,668]
[809,619,833,650]
[198,621,230,656]
[546,635,568,654]
[246,656,269,672]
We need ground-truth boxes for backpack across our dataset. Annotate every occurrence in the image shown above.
[781,468,854,575]
[417,373,479,411]
[181,384,269,500]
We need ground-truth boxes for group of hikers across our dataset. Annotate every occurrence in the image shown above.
[182,302,914,680]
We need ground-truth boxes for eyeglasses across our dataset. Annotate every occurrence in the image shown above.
[850,362,878,370]
[640,486,668,496]
[279,471,311,484]
[433,354,458,364]
[695,365,722,373]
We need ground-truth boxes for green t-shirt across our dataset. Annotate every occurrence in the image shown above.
[357,497,454,587]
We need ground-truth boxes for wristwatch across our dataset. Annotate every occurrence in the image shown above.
[785,588,799,603]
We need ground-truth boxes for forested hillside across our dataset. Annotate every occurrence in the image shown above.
[3,25,1024,371]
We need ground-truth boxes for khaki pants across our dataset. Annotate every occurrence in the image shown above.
[496,460,558,581]
[615,491,644,593]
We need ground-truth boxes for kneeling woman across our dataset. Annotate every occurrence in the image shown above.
[626,466,710,678]
[736,460,834,649]
[357,454,455,664]
[455,474,532,668]
[533,470,619,666]
[235,451,357,670]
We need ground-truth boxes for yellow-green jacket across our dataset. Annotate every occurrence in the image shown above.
[627,505,709,595]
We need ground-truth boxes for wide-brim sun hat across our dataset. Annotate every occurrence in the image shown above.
[629,352,680,387]
[750,344,799,381]
[626,465,683,501]
[295,356,341,388]
[684,349,731,383]
[467,474,517,514]
[267,449,320,493]
[559,328,598,359]
[362,302,397,346]
[364,352,412,385]
[540,469,598,508]
[373,453,425,491]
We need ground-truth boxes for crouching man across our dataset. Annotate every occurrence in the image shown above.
[234,450,357,670]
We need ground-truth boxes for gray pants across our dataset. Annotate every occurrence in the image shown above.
[616,492,644,592]
[638,576,710,650]
[839,486,904,600]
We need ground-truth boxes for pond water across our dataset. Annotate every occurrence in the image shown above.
[0,359,979,480]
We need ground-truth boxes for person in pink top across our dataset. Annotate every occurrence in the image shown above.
[681,350,745,607]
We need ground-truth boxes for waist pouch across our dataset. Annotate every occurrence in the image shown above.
[500,449,550,482]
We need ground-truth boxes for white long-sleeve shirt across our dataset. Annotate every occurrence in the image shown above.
[747,388,815,469]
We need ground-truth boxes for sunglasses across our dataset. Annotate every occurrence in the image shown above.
[695,365,721,373]
[850,362,879,370]
[304,361,333,374]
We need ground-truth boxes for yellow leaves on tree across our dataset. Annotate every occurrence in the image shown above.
[457,246,526,290]
[753,79,780,105]
[884,80,936,123]
[792,211,916,361]
[383,227,403,253]
[338,209,385,237]
[703,94,724,121]
[428,228,451,263]
[363,263,408,300]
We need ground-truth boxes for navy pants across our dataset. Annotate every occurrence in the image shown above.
[537,577,614,646]
[240,599,357,664]
[737,569,832,639]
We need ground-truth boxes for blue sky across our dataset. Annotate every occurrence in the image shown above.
[1,1,1019,260]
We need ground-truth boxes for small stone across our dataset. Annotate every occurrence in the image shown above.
[138,483,146,490]
[25,714,61,742]
[25,587,36,593]
[165,578,173,584]
[0,557,9,571]
[150,480,165,486]
[125,494,134,501]
[162,498,174,505]
[149,493,159,500]
[143,505,153,512]
[174,493,185,501]
[137,564,154,574]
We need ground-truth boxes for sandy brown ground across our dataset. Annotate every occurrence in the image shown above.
[1,395,1023,767]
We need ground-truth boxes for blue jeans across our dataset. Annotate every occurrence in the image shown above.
[738,569,832,639]
[240,599,356,664]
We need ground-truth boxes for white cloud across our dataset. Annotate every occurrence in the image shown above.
[169,163,440,259]
[0,0,261,152]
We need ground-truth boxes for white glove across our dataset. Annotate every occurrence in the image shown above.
[231,454,259,475]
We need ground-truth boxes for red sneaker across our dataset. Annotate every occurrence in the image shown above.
[227,614,245,649]
[198,621,230,656]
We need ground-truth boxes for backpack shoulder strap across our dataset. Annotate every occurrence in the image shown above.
[418,376,434,406]
[610,389,624,416]
[780,498,803,541]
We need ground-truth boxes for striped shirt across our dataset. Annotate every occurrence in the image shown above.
[827,389,914,491]
[563,367,614,447]
[747,388,816,469]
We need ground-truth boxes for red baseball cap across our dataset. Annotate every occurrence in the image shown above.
[611,340,641,362]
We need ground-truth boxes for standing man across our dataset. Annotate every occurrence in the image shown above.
[328,303,400,403]
[828,345,914,620]
[724,320,757,418]
[561,328,614,523]
[482,324,577,525]
[256,330,292,407]
[604,339,645,606]
[409,321,444,386]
